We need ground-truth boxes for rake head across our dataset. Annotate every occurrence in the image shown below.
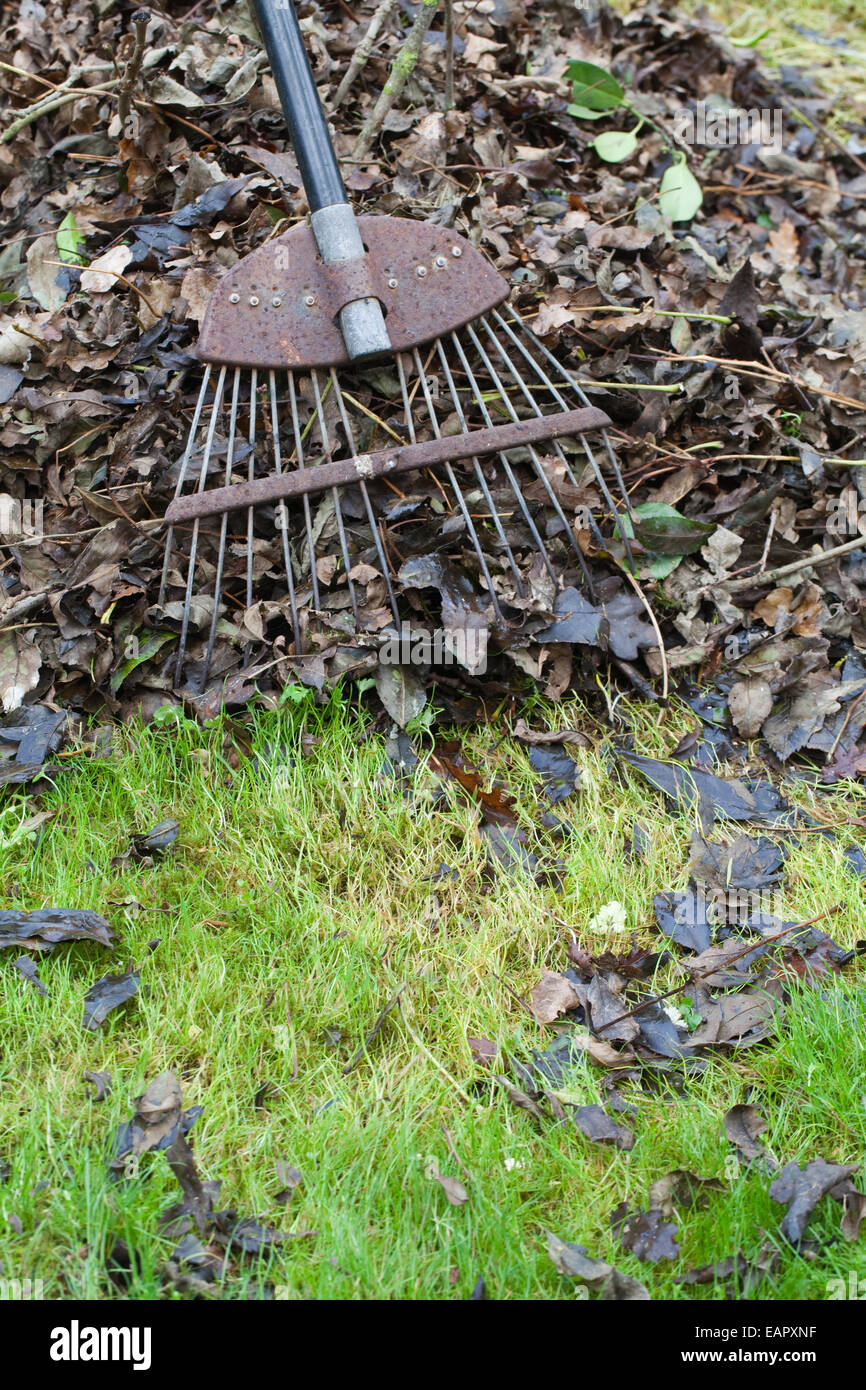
[159,221,635,694]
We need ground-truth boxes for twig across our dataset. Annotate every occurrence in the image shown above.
[341,983,405,1074]
[353,0,441,160]
[757,508,777,576]
[826,688,866,763]
[617,562,669,702]
[650,348,865,414]
[332,0,396,110]
[41,260,160,320]
[444,0,454,112]
[595,905,844,1034]
[1,77,120,145]
[0,589,53,628]
[117,9,150,127]
[718,534,866,596]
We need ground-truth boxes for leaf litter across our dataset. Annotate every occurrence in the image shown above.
[0,0,864,1302]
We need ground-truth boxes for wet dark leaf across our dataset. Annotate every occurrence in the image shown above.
[654,890,712,953]
[0,908,114,954]
[132,819,179,856]
[84,1069,112,1102]
[82,970,140,1030]
[616,751,794,825]
[536,587,605,645]
[545,1231,612,1288]
[724,1103,774,1166]
[611,1202,680,1262]
[12,955,47,993]
[172,176,253,228]
[688,833,785,893]
[574,1105,634,1150]
[528,743,581,801]
[274,1162,303,1204]
[675,1245,778,1291]
[770,1158,861,1243]
[600,1268,651,1300]
[530,1030,588,1085]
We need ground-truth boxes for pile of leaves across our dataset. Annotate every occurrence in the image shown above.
[0,0,864,771]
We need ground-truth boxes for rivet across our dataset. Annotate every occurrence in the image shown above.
[416,265,428,278]
[434,255,447,269]
[387,277,398,289]
[451,246,462,258]
[229,292,240,304]
[304,294,317,307]
[248,295,259,307]
[271,297,282,308]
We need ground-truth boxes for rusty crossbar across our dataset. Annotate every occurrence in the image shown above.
[164,405,610,526]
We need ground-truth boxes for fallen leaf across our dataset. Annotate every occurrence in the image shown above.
[611,1202,680,1262]
[574,1104,634,1150]
[530,970,581,1023]
[770,1158,860,1242]
[80,245,133,294]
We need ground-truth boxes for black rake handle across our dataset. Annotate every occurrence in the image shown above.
[251,0,345,212]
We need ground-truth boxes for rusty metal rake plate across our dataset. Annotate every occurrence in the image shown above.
[196,218,510,370]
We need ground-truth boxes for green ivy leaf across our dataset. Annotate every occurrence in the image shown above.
[57,211,86,264]
[631,502,715,556]
[658,160,703,222]
[566,102,607,121]
[592,129,639,163]
[109,630,175,693]
[564,60,624,112]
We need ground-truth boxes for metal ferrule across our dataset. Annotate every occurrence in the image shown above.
[310,204,392,360]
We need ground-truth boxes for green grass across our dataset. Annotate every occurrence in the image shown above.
[0,687,864,1300]
[655,0,866,111]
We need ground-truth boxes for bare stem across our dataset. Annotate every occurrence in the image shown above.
[353,0,441,160]
[117,8,150,126]
[332,0,396,109]
[444,0,454,111]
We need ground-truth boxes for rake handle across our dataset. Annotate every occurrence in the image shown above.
[164,406,611,526]
[251,0,345,212]
[250,0,391,358]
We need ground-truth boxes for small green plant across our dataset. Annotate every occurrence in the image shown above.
[565,60,703,222]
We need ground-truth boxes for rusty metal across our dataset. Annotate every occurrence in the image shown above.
[165,405,610,526]
[196,218,509,369]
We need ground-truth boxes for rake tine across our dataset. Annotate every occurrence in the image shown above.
[460,324,595,584]
[174,364,227,686]
[287,371,322,624]
[159,365,212,608]
[477,317,582,488]
[492,309,636,563]
[447,334,560,588]
[428,344,523,606]
[408,349,507,621]
[311,368,359,625]
[201,367,242,688]
[470,320,596,597]
[242,369,258,668]
[329,367,400,624]
[269,369,302,652]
